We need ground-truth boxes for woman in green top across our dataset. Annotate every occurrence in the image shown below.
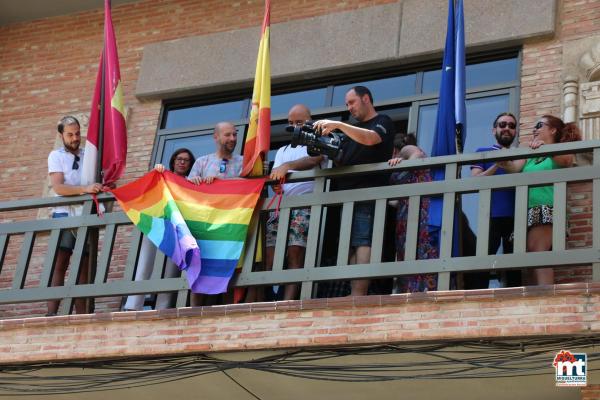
[498,115,581,285]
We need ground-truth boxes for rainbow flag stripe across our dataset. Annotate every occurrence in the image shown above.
[112,170,265,294]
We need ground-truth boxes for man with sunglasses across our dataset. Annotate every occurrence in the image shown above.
[47,116,103,315]
[470,112,519,287]
[188,121,243,185]
[187,121,243,306]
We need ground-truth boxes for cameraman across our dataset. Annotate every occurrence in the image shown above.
[313,86,394,296]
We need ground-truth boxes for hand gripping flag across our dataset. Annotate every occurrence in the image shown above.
[112,171,265,294]
[241,0,271,177]
[81,0,127,187]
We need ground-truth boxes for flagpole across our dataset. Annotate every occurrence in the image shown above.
[96,48,106,184]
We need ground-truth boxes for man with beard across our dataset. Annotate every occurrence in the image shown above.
[313,86,395,296]
[47,116,103,316]
[471,112,519,287]
[188,121,243,184]
[188,121,243,306]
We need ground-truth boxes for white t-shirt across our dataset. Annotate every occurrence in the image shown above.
[272,145,326,196]
[48,147,84,216]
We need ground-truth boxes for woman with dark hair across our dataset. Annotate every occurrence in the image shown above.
[498,115,581,285]
[123,148,195,311]
[167,148,195,177]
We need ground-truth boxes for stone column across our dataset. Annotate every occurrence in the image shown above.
[562,75,579,124]
[579,81,600,141]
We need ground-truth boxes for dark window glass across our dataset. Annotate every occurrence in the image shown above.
[164,100,246,130]
[332,74,417,106]
[160,134,215,167]
[422,58,518,94]
[271,88,327,116]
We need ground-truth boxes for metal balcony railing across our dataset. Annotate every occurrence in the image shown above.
[0,141,599,316]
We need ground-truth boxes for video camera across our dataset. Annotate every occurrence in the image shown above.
[286,121,345,162]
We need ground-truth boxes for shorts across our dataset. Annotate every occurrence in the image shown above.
[266,208,310,248]
[527,205,553,228]
[52,212,76,251]
[351,202,375,247]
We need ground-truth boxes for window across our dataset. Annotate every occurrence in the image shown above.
[153,54,520,176]
[331,74,417,106]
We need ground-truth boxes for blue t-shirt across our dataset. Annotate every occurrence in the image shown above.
[471,145,515,218]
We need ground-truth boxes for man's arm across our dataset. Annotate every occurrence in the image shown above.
[270,155,324,180]
[187,157,205,184]
[312,120,382,146]
[471,164,499,177]
[49,173,102,196]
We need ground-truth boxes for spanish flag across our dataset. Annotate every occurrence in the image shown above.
[81,0,127,187]
[241,0,271,177]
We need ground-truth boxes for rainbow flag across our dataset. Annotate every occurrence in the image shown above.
[112,171,265,294]
[241,0,271,177]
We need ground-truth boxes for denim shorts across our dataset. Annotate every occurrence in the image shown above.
[350,202,375,247]
[52,212,76,251]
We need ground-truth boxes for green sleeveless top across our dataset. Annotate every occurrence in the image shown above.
[522,157,560,208]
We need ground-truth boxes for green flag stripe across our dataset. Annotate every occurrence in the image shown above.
[185,220,248,242]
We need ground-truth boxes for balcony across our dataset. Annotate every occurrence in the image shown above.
[0,141,598,398]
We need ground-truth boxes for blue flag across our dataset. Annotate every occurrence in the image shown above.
[429,0,466,253]
[431,0,466,161]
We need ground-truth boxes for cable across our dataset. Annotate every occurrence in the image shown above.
[222,370,263,400]
[0,337,596,395]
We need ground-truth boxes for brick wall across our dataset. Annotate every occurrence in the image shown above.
[0,0,395,204]
[0,284,598,363]
[519,0,598,283]
[0,0,597,317]
[0,0,396,317]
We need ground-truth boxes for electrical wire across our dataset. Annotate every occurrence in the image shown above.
[0,337,596,395]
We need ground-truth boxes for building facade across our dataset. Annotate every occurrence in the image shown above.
[0,0,598,398]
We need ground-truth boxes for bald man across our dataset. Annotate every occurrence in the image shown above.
[188,121,243,184]
[263,104,325,301]
[187,121,244,306]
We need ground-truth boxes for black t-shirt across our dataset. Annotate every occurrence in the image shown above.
[334,114,395,191]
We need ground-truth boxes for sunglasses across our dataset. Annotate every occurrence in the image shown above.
[175,157,191,163]
[72,155,80,170]
[219,158,228,174]
[496,121,516,129]
[534,121,549,130]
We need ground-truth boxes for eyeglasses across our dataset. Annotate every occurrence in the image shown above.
[288,120,305,127]
[496,121,516,129]
[72,155,80,170]
[175,157,191,163]
[219,158,228,174]
[534,121,549,130]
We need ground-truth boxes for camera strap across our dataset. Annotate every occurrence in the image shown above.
[266,178,285,219]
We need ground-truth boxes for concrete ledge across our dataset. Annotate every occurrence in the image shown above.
[136,0,556,100]
[135,3,401,99]
[399,0,557,58]
[0,283,598,364]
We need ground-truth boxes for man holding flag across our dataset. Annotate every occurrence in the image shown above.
[46,0,127,315]
[47,116,103,316]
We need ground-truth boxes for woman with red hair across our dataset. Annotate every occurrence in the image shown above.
[498,115,581,285]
